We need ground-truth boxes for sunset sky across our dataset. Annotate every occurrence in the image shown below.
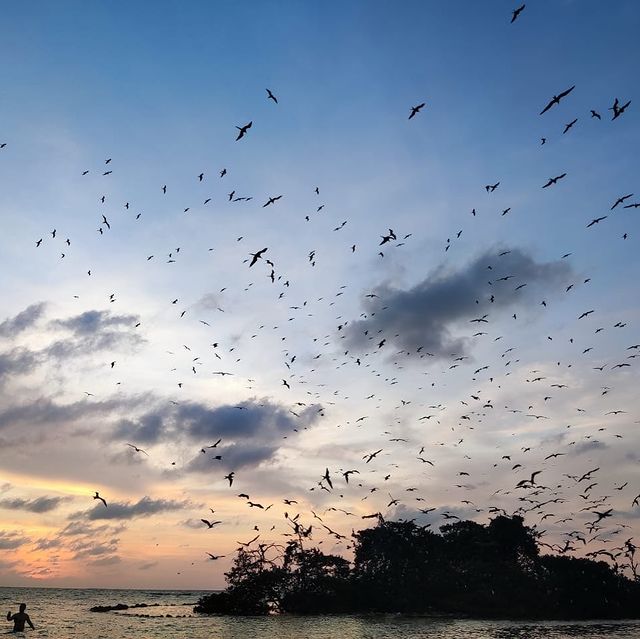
[1,0,639,589]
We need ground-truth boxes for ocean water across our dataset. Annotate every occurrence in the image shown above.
[1,587,640,638]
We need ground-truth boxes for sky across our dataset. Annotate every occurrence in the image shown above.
[0,0,639,589]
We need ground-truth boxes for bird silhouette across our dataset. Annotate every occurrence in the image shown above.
[511,4,525,23]
[266,88,278,103]
[93,492,107,507]
[235,121,252,141]
[408,103,425,119]
[540,85,575,115]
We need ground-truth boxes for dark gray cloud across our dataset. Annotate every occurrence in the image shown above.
[46,310,144,359]
[0,303,47,338]
[113,412,165,445]
[0,348,39,383]
[82,496,192,521]
[0,395,145,432]
[184,442,278,472]
[115,399,324,472]
[52,310,139,336]
[0,307,143,385]
[0,530,31,549]
[177,399,318,440]
[573,440,607,454]
[0,496,71,513]
[344,247,572,358]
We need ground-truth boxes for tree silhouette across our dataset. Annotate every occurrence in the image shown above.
[194,515,640,618]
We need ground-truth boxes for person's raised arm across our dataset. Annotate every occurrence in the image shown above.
[6,611,13,621]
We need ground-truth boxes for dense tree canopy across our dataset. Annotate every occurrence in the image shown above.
[194,515,640,618]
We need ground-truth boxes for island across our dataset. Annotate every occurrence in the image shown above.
[194,515,640,618]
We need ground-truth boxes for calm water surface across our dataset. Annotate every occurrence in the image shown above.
[1,587,640,639]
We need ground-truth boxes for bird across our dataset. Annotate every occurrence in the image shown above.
[408,103,425,119]
[542,174,566,188]
[587,216,607,228]
[363,449,383,463]
[563,118,578,134]
[611,98,631,120]
[540,85,575,115]
[126,443,149,456]
[485,182,500,192]
[235,121,252,141]
[93,492,107,507]
[611,194,633,209]
[206,553,225,560]
[249,248,268,267]
[263,195,283,207]
[511,4,525,23]
[266,88,278,103]
[223,472,235,486]
[590,109,601,120]
[201,519,222,529]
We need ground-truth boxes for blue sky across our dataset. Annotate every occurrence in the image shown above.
[0,1,639,588]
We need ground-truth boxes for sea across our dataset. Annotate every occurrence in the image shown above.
[1,587,640,638]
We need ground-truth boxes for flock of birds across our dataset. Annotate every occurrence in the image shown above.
[11,3,640,580]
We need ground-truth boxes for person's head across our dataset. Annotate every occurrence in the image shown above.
[18,604,26,613]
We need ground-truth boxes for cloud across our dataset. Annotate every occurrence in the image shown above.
[69,537,120,559]
[114,399,324,470]
[194,293,223,312]
[0,348,39,382]
[0,530,31,549]
[52,310,139,336]
[573,440,607,454]
[0,307,144,384]
[33,538,64,550]
[82,496,192,521]
[0,496,71,513]
[0,394,146,433]
[46,310,144,359]
[177,399,321,441]
[344,247,572,359]
[0,303,47,338]
[89,555,121,567]
[114,412,165,445]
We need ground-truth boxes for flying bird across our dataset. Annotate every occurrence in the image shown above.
[93,492,107,507]
[235,121,252,141]
[540,85,575,115]
[263,195,283,207]
[126,443,149,456]
[408,103,425,119]
[266,88,278,103]
[511,4,525,23]
[542,174,566,188]
[249,248,268,267]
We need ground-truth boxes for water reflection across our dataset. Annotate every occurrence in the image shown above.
[0,588,639,639]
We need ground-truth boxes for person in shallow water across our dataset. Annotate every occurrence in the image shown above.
[6,604,35,633]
